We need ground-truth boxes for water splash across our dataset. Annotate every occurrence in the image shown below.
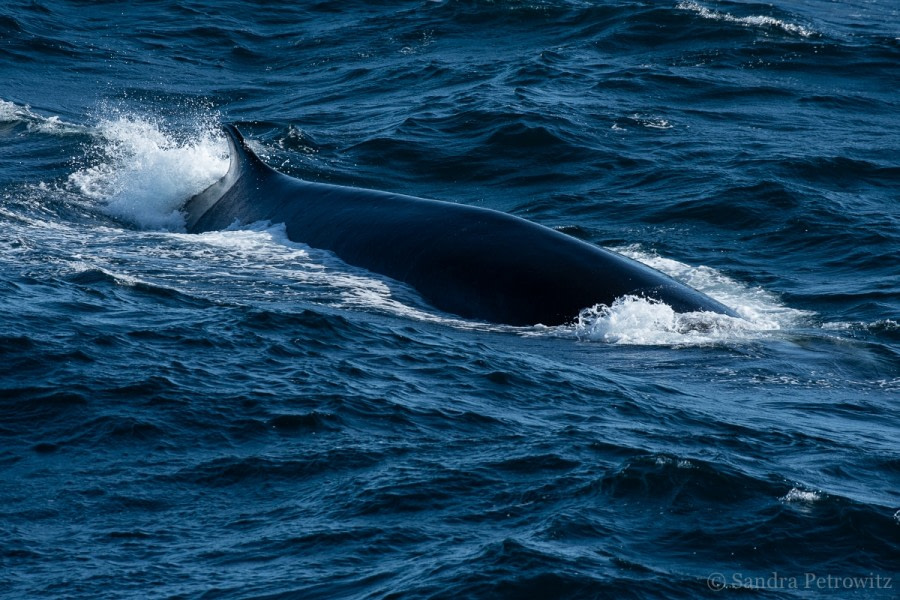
[67,112,228,231]
[568,246,811,345]
[572,296,754,345]
[615,245,809,326]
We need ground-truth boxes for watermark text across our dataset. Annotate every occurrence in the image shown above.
[707,572,893,592]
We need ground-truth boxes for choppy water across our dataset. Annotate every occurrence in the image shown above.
[1,1,898,598]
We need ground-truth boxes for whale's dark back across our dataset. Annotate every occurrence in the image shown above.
[185,125,738,325]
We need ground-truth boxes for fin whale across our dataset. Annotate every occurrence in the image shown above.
[184,125,738,325]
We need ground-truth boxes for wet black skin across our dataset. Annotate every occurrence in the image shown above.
[184,125,738,326]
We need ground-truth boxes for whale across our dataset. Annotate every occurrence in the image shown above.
[184,125,738,326]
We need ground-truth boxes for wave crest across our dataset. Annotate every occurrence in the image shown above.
[0,99,81,134]
[677,1,815,38]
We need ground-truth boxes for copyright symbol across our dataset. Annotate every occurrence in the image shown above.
[708,573,727,591]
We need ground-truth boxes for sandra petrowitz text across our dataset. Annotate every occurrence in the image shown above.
[707,572,893,591]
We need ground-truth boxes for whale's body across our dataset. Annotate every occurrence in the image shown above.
[184,125,737,325]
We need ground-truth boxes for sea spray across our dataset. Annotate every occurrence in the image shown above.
[68,113,228,231]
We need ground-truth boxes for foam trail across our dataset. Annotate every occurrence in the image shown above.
[68,114,228,231]
[258,223,488,329]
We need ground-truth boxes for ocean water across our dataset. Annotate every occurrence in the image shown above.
[1,1,898,598]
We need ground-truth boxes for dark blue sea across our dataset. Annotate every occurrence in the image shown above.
[1,1,898,598]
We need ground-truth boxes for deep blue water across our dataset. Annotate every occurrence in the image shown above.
[1,1,898,598]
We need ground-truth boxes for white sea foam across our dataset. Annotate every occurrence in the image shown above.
[654,456,697,469]
[781,488,822,503]
[0,99,82,134]
[569,245,810,345]
[68,114,228,231]
[677,1,815,38]
[573,295,753,345]
[635,115,673,130]
[178,223,468,323]
[615,245,808,328]
[612,114,675,132]
[264,227,480,327]
[823,319,898,333]
[65,261,147,288]
[163,222,497,330]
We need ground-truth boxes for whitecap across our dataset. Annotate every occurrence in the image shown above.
[677,1,815,38]
[0,98,82,134]
[781,487,822,503]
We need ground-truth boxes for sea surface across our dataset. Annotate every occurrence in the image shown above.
[1,1,898,598]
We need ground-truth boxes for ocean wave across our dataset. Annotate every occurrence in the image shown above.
[781,487,822,504]
[174,449,384,488]
[613,114,674,131]
[2,3,897,596]
[0,99,81,135]
[676,1,816,38]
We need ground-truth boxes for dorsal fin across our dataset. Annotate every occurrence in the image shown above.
[182,124,276,232]
[221,124,277,177]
